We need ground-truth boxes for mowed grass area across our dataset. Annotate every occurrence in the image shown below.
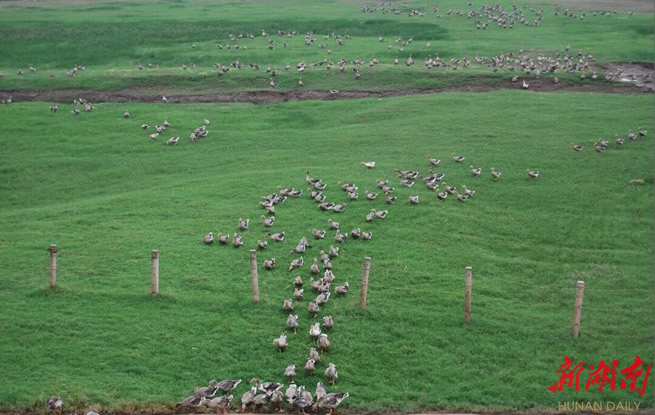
[0,0,652,92]
[0,91,653,411]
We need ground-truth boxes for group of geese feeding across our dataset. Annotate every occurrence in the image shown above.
[176,378,348,414]
[570,127,648,153]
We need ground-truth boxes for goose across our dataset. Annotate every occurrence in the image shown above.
[328,246,339,258]
[365,191,377,200]
[511,75,519,84]
[291,395,313,413]
[163,119,170,128]
[409,195,419,204]
[628,130,637,140]
[376,179,388,189]
[374,209,388,219]
[304,359,316,375]
[287,314,299,333]
[269,79,276,88]
[260,215,275,227]
[365,210,375,222]
[322,315,334,329]
[166,136,180,145]
[323,270,335,284]
[177,390,203,407]
[328,219,340,230]
[47,397,63,411]
[264,258,276,270]
[361,161,376,168]
[490,167,502,180]
[72,108,81,115]
[462,185,476,197]
[526,169,540,179]
[335,282,349,294]
[273,334,288,352]
[333,204,346,213]
[322,258,332,271]
[50,105,58,113]
[285,384,298,403]
[252,393,272,410]
[454,191,468,202]
[400,179,415,187]
[309,322,322,338]
[255,380,284,394]
[594,142,605,153]
[319,202,335,211]
[309,347,321,364]
[294,287,304,300]
[266,232,285,242]
[599,138,609,148]
[347,190,359,200]
[289,257,304,271]
[232,233,244,247]
[315,382,327,402]
[426,181,439,191]
[217,233,230,245]
[571,143,584,152]
[452,152,465,163]
[321,250,330,263]
[437,189,448,201]
[521,79,529,89]
[203,232,214,244]
[240,387,257,412]
[215,379,241,395]
[314,181,328,191]
[149,133,159,140]
[324,363,338,385]
[317,333,330,353]
[395,169,419,180]
[123,110,130,118]
[427,155,441,166]
[293,276,303,288]
[638,127,647,137]
[204,119,210,126]
[362,231,373,240]
[257,240,268,250]
[553,77,560,84]
[270,390,284,411]
[334,231,347,243]
[310,258,320,274]
[238,218,249,231]
[350,228,361,239]
[470,165,482,176]
[283,298,294,312]
[385,194,397,204]
[308,300,320,317]
[314,392,350,415]
[285,365,296,383]
[312,229,326,239]
[156,125,166,133]
[314,291,330,305]
[202,395,233,414]
[298,78,304,87]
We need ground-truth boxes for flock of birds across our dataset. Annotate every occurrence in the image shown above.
[571,127,648,153]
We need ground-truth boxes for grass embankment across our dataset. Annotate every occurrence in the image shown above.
[0,0,652,93]
[0,91,653,411]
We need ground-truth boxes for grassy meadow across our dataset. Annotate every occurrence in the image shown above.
[0,0,653,93]
[0,91,653,411]
[0,0,654,413]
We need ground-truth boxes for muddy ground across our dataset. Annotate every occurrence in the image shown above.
[1,63,652,105]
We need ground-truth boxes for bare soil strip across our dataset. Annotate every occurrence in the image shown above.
[0,79,651,105]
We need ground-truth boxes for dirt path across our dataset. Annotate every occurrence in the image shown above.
[0,78,651,105]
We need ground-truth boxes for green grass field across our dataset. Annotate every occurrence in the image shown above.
[0,91,653,411]
[0,0,654,412]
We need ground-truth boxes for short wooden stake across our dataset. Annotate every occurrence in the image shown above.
[250,249,259,303]
[464,266,472,323]
[359,257,371,309]
[151,250,159,295]
[48,244,58,288]
[571,280,585,338]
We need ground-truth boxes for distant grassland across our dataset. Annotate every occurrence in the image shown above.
[0,0,652,92]
[0,91,652,411]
